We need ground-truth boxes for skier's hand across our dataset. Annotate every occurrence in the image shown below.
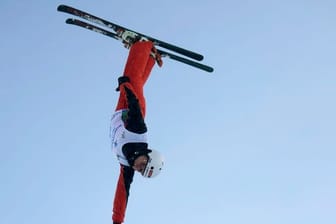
[151,46,163,67]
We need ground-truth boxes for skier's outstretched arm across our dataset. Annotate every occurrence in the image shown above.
[112,165,134,224]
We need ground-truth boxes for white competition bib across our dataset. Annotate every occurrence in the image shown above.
[110,110,148,166]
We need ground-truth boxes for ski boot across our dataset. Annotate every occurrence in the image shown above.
[118,30,162,66]
[118,30,147,48]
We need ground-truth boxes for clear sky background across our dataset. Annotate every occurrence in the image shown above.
[1,1,335,224]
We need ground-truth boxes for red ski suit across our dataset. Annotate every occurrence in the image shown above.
[112,41,157,224]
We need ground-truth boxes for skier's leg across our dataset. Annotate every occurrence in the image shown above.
[115,41,153,116]
[142,55,155,85]
[142,45,162,85]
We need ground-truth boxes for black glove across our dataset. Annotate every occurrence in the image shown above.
[116,76,130,91]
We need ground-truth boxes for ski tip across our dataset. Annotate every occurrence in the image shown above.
[65,18,75,24]
[57,4,65,11]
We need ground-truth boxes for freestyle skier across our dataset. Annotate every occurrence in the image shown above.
[110,40,164,224]
[57,5,213,224]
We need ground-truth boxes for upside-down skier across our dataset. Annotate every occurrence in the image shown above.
[56,5,214,224]
[110,40,164,224]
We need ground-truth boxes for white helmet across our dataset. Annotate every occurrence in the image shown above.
[142,149,164,178]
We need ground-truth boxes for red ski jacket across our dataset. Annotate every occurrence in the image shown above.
[111,86,149,224]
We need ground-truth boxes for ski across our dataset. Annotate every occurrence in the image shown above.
[65,18,214,73]
[57,4,204,61]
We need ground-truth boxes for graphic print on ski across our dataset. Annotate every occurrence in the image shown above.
[65,18,214,73]
[57,4,204,62]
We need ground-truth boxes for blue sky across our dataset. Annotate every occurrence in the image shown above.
[1,1,335,224]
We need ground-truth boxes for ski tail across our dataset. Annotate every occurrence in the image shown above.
[155,42,204,62]
[62,18,214,73]
[157,49,213,73]
[57,4,204,61]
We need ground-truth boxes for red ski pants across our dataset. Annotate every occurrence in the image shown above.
[115,41,155,118]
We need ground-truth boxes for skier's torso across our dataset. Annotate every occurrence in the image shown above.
[110,109,148,166]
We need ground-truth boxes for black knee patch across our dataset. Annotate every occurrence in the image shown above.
[116,76,130,91]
